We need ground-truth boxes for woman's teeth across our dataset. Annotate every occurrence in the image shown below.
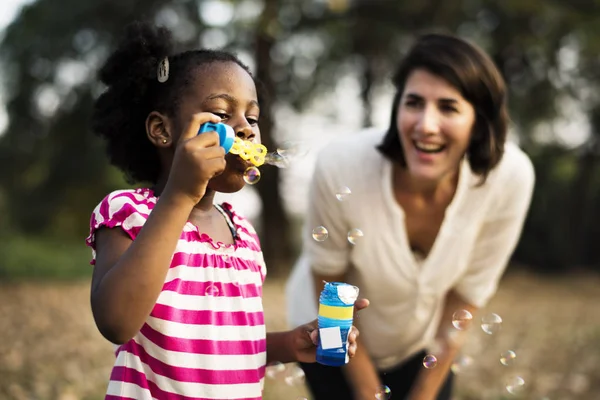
[414,140,445,153]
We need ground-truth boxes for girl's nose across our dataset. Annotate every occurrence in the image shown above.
[235,122,255,141]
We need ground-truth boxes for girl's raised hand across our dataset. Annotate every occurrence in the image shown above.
[164,112,226,205]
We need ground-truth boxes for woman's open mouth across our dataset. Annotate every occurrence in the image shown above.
[413,140,446,154]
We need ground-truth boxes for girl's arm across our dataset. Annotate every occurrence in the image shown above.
[91,112,223,344]
[91,192,196,344]
[265,331,301,364]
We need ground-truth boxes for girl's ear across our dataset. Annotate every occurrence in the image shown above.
[146,111,174,147]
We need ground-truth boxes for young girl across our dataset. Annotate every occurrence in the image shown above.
[86,21,366,400]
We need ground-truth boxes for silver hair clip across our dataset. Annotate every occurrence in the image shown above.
[157,57,169,83]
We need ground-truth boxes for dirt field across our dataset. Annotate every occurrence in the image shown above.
[1,271,599,400]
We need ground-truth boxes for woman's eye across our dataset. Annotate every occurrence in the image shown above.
[440,105,458,113]
[404,100,420,108]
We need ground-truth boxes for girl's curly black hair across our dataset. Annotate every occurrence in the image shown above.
[91,21,252,184]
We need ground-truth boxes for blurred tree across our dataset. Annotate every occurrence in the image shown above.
[0,0,297,274]
[253,0,293,273]
[278,0,600,271]
[0,0,202,239]
[1,0,599,274]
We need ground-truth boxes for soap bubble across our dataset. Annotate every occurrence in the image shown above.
[374,385,391,400]
[264,152,290,168]
[265,361,285,379]
[312,226,329,241]
[335,186,352,201]
[347,228,364,245]
[450,354,473,374]
[243,166,261,185]
[423,354,438,369]
[452,309,473,330]
[205,285,219,296]
[481,313,503,335]
[505,375,525,395]
[500,350,517,366]
[284,364,306,386]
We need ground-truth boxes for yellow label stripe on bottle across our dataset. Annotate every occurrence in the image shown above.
[318,304,354,320]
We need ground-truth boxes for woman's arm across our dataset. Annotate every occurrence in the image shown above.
[407,291,476,400]
[409,152,535,399]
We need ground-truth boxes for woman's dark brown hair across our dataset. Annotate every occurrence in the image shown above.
[377,33,508,183]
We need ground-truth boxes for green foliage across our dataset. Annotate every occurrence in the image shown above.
[0,235,92,281]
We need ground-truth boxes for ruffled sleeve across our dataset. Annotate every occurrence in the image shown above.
[85,189,154,264]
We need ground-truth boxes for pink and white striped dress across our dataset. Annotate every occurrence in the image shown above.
[86,188,267,400]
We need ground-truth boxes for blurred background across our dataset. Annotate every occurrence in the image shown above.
[0,0,599,399]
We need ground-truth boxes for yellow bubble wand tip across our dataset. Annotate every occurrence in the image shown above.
[230,137,267,167]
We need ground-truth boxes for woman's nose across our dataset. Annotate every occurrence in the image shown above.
[416,106,440,134]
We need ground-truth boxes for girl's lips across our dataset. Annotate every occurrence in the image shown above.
[226,154,253,173]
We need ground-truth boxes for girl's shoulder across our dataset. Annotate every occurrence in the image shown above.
[86,188,157,250]
[92,188,157,218]
[101,187,157,203]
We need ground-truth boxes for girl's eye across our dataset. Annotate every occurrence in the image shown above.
[213,113,229,120]
[247,117,259,126]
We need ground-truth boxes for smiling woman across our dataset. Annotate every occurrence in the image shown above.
[286,33,535,400]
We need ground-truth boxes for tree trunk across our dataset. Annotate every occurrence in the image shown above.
[569,145,596,267]
[254,0,293,276]
[360,59,374,128]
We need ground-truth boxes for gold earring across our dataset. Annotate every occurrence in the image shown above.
[162,139,167,144]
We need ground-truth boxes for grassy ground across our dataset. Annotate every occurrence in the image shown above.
[0,271,599,400]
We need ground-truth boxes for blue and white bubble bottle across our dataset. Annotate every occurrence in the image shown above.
[316,282,359,366]
[198,122,235,153]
